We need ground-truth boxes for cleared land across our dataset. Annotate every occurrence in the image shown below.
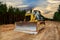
[0,21,60,40]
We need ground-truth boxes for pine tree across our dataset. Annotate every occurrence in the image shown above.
[53,5,60,21]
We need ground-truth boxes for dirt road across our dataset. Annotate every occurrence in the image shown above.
[0,21,60,40]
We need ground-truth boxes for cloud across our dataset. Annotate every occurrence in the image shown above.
[0,0,60,19]
[0,0,25,7]
[0,0,47,8]
[46,0,60,11]
[16,5,29,8]
[5,2,16,7]
[0,0,60,9]
[36,0,60,11]
[33,0,60,19]
[0,0,46,8]
[47,0,60,3]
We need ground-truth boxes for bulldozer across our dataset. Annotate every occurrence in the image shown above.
[14,10,45,34]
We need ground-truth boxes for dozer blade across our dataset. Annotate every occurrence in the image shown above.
[14,22,38,34]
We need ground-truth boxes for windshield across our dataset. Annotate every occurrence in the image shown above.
[33,10,41,20]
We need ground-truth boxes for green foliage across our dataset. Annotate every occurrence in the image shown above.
[53,12,60,21]
[58,5,60,13]
[8,6,15,14]
[0,3,7,14]
[0,2,7,24]
[15,8,20,14]
[53,5,60,21]
[0,2,26,25]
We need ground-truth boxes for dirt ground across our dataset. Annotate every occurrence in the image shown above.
[0,21,60,40]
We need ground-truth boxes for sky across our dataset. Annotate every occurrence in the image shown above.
[0,0,60,10]
[0,0,60,19]
[0,0,60,8]
[0,0,45,7]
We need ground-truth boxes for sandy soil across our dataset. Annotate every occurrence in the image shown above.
[0,21,60,40]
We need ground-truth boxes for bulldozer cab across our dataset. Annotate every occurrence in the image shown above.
[24,10,42,22]
[25,13,37,22]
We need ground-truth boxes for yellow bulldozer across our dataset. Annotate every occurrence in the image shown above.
[25,13,38,22]
[14,10,45,34]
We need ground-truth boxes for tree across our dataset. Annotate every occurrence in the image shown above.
[0,2,1,4]
[0,2,26,24]
[58,5,60,13]
[0,3,7,14]
[7,6,15,23]
[0,2,7,24]
[14,8,21,21]
[8,6,15,14]
[14,9,26,21]
[20,10,26,21]
[53,5,60,21]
